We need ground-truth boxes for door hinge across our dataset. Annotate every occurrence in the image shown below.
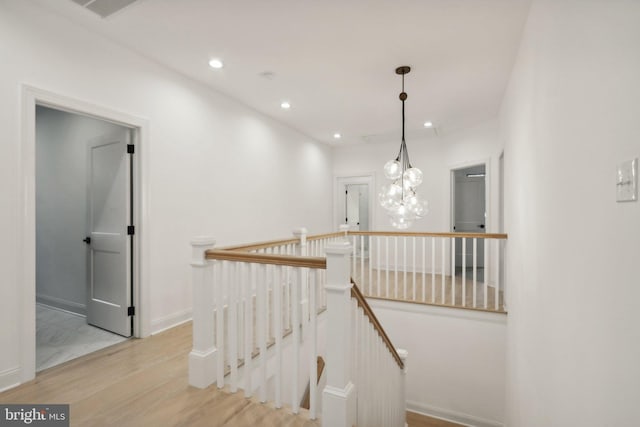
[127,144,135,154]
[127,225,135,235]
[128,306,135,316]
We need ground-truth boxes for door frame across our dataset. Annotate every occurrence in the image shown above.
[20,85,151,383]
[334,174,376,231]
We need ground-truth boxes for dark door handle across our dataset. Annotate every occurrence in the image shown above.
[478,224,485,229]
[83,237,91,244]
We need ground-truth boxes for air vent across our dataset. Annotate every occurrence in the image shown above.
[70,0,139,18]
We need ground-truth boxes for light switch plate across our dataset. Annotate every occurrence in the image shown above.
[616,158,637,202]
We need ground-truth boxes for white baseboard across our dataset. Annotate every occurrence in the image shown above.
[36,294,86,316]
[407,400,504,427]
[151,309,192,335]
[0,367,22,393]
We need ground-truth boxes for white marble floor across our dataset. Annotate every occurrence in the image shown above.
[36,304,128,372]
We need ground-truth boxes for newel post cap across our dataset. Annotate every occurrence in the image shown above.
[190,236,216,247]
[292,227,308,237]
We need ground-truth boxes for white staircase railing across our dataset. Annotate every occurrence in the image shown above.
[346,230,508,312]
[189,229,407,426]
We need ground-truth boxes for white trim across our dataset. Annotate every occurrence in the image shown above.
[35,295,86,316]
[151,309,193,335]
[367,296,507,324]
[0,367,22,393]
[333,173,377,230]
[20,85,151,385]
[407,401,504,427]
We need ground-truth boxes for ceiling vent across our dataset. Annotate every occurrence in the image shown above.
[71,0,139,18]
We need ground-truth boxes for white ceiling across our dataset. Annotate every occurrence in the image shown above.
[38,0,531,145]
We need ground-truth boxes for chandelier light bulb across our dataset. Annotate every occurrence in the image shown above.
[384,160,402,180]
[403,167,423,187]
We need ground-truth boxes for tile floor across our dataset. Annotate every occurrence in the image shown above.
[36,304,128,372]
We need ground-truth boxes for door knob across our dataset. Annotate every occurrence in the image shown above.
[478,224,485,229]
[83,237,91,244]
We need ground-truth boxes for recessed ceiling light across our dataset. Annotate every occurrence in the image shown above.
[333,133,342,139]
[208,59,224,69]
[423,121,433,128]
[280,101,291,109]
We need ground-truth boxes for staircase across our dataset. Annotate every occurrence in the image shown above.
[189,229,408,426]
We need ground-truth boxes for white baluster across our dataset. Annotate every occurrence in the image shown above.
[244,263,253,397]
[188,237,217,389]
[274,265,282,408]
[309,272,318,420]
[441,238,446,304]
[360,235,364,291]
[394,236,398,299]
[473,238,477,308]
[385,236,390,297]
[403,236,407,299]
[377,236,381,297]
[431,237,435,303]
[322,239,356,427]
[484,238,488,309]
[369,235,373,295]
[462,237,466,307]
[217,261,227,388]
[451,237,456,305]
[412,236,417,300]
[258,264,267,402]
[291,264,300,414]
[229,263,238,392]
[422,237,426,302]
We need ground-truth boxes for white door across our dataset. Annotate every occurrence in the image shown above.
[86,130,132,337]
[345,183,369,256]
[453,166,486,270]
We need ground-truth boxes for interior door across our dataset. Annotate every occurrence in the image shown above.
[86,130,132,337]
[454,168,486,270]
[345,184,369,256]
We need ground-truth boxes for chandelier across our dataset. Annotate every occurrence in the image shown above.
[378,66,428,229]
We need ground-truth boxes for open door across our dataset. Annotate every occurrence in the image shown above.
[86,130,132,337]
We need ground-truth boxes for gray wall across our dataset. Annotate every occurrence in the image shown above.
[36,106,129,315]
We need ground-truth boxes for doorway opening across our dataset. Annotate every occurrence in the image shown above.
[451,163,487,282]
[335,175,374,258]
[35,105,136,371]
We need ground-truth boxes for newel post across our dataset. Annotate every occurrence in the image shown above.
[397,348,409,426]
[322,239,356,427]
[188,236,217,389]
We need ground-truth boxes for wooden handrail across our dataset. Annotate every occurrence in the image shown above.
[220,238,299,252]
[350,278,404,370]
[348,230,508,239]
[206,249,327,269]
[306,232,343,241]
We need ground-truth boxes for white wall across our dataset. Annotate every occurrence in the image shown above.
[500,1,640,425]
[36,106,129,315]
[370,299,506,427]
[0,1,332,390]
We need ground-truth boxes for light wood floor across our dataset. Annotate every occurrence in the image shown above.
[407,411,464,427]
[1,321,464,427]
[0,322,318,427]
[352,261,505,312]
